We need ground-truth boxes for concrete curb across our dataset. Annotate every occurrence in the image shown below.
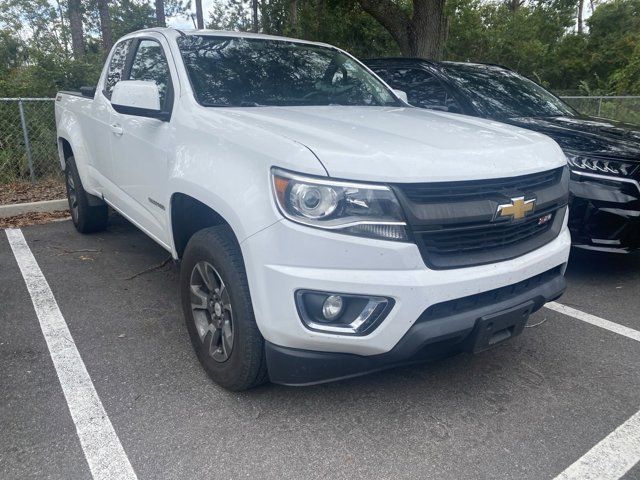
[0,199,68,218]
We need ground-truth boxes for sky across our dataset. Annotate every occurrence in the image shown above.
[167,0,217,29]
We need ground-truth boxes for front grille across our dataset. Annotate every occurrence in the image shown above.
[401,167,563,203]
[419,266,563,322]
[394,167,569,269]
[418,205,557,255]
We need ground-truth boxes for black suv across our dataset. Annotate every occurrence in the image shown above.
[366,58,640,253]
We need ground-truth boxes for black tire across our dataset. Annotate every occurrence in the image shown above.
[180,226,268,391]
[64,156,108,233]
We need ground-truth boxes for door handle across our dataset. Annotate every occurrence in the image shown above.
[110,124,124,136]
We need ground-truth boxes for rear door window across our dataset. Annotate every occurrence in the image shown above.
[104,39,133,99]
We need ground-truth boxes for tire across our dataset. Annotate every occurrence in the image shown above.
[64,156,108,233]
[180,226,268,391]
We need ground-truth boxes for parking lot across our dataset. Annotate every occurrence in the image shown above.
[1,215,639,480]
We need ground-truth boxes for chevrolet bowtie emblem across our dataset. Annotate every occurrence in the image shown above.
[496,196,536,220]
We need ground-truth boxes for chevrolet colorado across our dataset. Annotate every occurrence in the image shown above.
[55,28,571,390]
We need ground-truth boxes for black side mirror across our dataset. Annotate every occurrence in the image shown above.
[80,86,96,98]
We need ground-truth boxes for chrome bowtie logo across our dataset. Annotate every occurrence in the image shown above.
[495,196,536,220]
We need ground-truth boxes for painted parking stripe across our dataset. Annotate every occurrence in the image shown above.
[554,409,640,480]
[5,229,137,480]
[546,301,640,479]
[545,301,640,343]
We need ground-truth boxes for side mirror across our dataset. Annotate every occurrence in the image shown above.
[80,86,96,98]
[393,89,409,104]
[111,80,169,121]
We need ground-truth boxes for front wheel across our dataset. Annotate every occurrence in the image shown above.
[180,226,268,390]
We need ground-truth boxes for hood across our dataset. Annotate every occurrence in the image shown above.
[504,115,640,161]
[221,106,566,183]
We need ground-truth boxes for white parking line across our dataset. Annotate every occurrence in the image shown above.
[5,229,137,480]
[554,409,640,480]
[545,301,640,479]
[545,301,640,343]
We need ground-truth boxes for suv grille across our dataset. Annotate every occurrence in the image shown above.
[394,167,569,269]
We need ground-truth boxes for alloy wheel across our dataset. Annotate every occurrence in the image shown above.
[189,261,234,362]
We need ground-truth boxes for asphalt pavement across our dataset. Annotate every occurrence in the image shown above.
[1,215,639,479]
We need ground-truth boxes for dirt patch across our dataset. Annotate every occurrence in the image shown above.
[0,178,66,205]
[0,210,70,229]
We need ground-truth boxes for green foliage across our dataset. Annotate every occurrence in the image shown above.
[218,0,400,58]
[0,0,191,97]
[1,0,640,96]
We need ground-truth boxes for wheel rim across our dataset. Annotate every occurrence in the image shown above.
[66,170,79,222]
[189,261,234,363]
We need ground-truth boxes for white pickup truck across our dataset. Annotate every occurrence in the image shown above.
[55,28,571,390]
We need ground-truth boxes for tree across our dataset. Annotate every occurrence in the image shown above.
[97,0,113,52]
[155,0,166,26]
[289,0,297,34]
[357,0,448,59]
[252,0,259,31]
[68,0,85,59]
[196,0,204,28]
[577,0,584,33]
[208,0,253,31]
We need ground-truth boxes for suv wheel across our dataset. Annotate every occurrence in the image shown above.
[64,156,108,233]
[180,226,268,390]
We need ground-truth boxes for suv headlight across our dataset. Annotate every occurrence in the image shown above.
[271,168,408,241]
[566,152,637,177]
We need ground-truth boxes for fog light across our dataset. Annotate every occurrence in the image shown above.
[322,295,344,321]
[295,290,394,336]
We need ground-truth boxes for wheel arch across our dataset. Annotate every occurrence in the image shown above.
[170,192,240,259]
[57,136,74,170]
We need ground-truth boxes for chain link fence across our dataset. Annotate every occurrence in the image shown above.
[0,96,639,186]
[560,96,640,125]
[0,98,58,184]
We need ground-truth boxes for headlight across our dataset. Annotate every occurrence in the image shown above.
[566,152,637,177]
[271,168,408,241]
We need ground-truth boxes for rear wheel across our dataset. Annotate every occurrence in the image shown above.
[64,156,108,233]
[180,226,268,390]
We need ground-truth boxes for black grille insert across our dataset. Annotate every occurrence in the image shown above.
[400,167,563,204]
[419,266,563,322]
[417,205,558,255]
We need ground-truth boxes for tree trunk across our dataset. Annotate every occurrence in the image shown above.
[506,0,522,12]
[54,0,70,55]
[155,0,166,27]
[68,0,85,59]
[98,0,113,53]
[577,0,584,34]
[252,0,259,32]
[409,0,447,58]
[195,0,204,29]
[358,0,448,59]
[290,0,298,35]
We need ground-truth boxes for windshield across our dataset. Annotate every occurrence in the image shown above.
[178,35,399,108]
[442,63,576,119]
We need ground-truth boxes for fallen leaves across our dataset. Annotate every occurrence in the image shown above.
[0,210,70,228]
[0,178,66,205]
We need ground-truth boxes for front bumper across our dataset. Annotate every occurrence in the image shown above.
[569,172,640,252]
[266,266,565,385]
[241,213,571,358]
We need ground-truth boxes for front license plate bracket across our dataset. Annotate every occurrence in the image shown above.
[471,301,535,353]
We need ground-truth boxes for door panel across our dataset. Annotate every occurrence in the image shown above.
[107,38,175,245]
[85,39,133,192]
